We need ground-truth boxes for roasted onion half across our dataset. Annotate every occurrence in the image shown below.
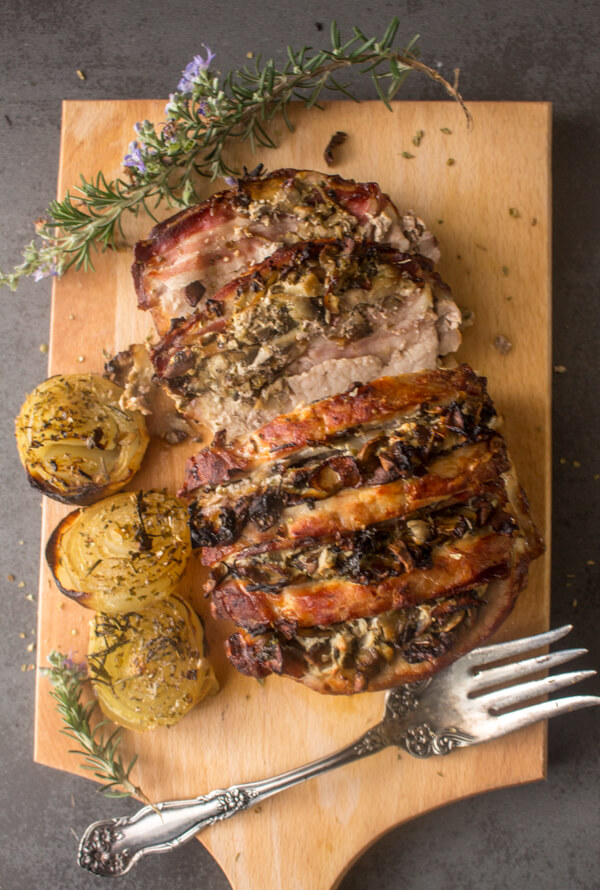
[47,489,192,614]
[88,596,218,731]
[15,374,149,504]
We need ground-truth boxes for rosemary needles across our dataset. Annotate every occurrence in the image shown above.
[45,651,150,802]
[0,18,469,291]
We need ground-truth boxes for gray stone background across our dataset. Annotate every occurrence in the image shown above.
[1,0,598,887]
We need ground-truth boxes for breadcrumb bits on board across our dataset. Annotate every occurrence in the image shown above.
[554,365,567,373]
[572,598,578,608]
[509,207,520,218]
[76,69,86,80]
[573,461,581,468]
[25,594,35,602]
[17,581,25,588]
[39,343,48,354]
[77,355,85,363]
[19,632,26,639]
[246,51,254,59]
[7,574,15,582]
[560,458,567,464]
[26,642,35,653]
[587,560,596,566]
[493,335,513,355]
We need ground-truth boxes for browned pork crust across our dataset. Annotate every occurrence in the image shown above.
[187,366,544,694]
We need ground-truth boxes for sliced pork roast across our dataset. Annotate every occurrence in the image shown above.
[132,168,440,336]
[182,365,544,694]
[152,239,461,437]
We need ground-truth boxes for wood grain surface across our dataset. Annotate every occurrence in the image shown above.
[34,100,551,890]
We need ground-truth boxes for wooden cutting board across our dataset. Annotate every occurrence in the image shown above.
[34,100,551,890]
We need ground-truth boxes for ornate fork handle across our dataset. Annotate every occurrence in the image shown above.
[79,721,394,877]
[79,682,455,877]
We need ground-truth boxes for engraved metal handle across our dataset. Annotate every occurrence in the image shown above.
[78,723,394,877]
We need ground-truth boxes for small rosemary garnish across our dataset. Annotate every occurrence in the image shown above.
[0,18,469,291]
[45,650,150,802]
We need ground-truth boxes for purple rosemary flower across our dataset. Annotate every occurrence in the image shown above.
[33,260,59,281]
[224,176,237,187]
[123,141,147,174]
[177,45,216,93]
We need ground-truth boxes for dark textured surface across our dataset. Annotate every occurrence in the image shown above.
[1,1,599,888]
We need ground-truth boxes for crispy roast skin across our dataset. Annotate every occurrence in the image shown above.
[189,366,544,694]
[151,239,461,436]
[133,168,440,336]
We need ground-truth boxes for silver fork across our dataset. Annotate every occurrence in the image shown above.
[78,624,599,877]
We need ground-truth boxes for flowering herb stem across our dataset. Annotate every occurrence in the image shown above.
[45,651,150,802]
[0,19,469,290]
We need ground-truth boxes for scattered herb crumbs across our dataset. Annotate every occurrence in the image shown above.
[446,157,456,165]
[475,243,488,251]
[509,207,520,218]
[401,151,415,159]
[554,365,567,373]
[440,127,452,134]
[566,573,576,579]
[412,129,425,147]
[573,461,581,468]
[506,296,513,301]
[27,664,35,672]
[572,598,578,607]
[21,664,27,672]
[531,218,538,226]
[254,806,263,814]
[76,69,86,80]
[501,266,510,276]
[438,219,444,224]
[5,114,12,126]
[560,458,566,464]
[315,22,323,31]
[7,574,15,582]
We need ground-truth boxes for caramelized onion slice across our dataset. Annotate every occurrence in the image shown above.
[46,490,192,613]
[88,596,219,732]
[15,374,149,504]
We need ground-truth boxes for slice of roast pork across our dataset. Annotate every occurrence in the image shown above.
[133,168,441,336]
[152,240,462,437]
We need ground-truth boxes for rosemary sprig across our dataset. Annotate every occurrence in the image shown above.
[0,18,469,290]
[45,650,150,803]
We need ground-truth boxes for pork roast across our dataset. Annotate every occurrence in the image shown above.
[183,365,544,694]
